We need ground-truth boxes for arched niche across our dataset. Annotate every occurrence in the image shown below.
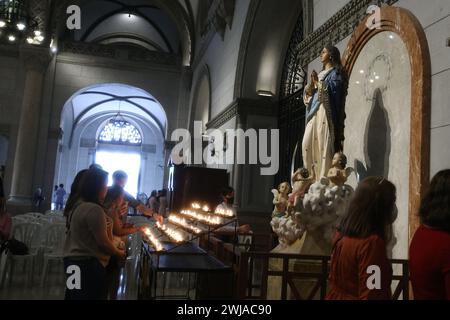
[342,6,431,248]
[234,0,303,100]
[189,65,211,133]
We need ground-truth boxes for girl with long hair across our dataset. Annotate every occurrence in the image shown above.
[326,177,397,300]
[63,167,125,300]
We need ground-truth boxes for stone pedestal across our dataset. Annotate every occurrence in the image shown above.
[291,259,326,300]
[299,228,333,256]
[7,46,51,214]
[291,228,332,300]
[266,228,333,300]
[266,237,305,300]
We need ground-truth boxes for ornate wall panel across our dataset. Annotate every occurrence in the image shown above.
[342,6,431,245]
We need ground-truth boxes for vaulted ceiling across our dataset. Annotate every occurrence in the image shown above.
[27,0,199,65]
[70,1,182,54]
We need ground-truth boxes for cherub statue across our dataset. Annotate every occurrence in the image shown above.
[271,182,291,218]
[288,166,315,210]
[327,152,354,187]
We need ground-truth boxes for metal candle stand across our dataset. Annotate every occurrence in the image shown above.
[138,207,238,300]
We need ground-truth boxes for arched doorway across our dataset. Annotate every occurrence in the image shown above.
[95,118,144,197]
[55,83,168,200]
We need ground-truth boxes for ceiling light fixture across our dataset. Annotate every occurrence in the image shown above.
[0,0,42,45]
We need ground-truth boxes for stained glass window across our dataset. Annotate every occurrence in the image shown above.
[98,120,142,145]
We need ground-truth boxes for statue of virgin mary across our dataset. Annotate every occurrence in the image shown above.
[302,46,347,180]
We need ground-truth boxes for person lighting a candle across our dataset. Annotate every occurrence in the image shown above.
[109,170,163,225]
[213,187,252,239]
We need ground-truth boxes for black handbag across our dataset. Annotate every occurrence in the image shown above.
[0,238,29,255]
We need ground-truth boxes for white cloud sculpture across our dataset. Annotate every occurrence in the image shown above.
[271,177,354,247]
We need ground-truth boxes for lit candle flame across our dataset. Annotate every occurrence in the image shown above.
[156,222,185,243]
[169,215,203,234]
[143,228,163,251]
[202,205,210,212]
[192,203,201,209]
[180,210,223,225]
[214,208,235,218]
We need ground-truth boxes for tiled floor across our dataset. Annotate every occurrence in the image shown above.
[0,255,193,300]
[0,256,138,300]
[0,269,65,300]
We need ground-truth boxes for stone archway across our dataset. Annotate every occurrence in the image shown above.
[55,83,168,203]
[342,6,431,243]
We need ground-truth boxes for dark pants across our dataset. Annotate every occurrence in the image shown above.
[63,257,107,300]
[105,256,121,300]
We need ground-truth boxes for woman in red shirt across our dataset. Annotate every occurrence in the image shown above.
[0,197,12,242]
[410,170,450,300]
[326,177,397,300]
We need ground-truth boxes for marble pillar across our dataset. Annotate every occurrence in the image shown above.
[8,46,51,213]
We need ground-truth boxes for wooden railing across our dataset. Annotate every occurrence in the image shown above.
[236,251,410,300]
[200,233,410,300]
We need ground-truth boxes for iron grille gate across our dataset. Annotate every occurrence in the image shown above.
[277,12,307,185]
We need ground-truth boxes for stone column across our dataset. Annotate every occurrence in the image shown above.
[233,112,244,209]
[8,46,51,213]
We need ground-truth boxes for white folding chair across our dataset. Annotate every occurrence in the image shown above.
[46,210,64,217]
[24,212,45,221]
[11,215,27,226]
[1,222,42,288]
[122,232,143,300]
[50,216,66,224]
[40,224,66,287]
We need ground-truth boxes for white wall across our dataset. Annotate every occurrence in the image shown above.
[191,0,250,119]
[313,0,351,31]
[392,0,450,177]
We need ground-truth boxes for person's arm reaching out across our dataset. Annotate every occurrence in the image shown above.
[124,191,164,224]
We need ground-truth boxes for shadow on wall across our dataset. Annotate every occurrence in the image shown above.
[355,88,391,181]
